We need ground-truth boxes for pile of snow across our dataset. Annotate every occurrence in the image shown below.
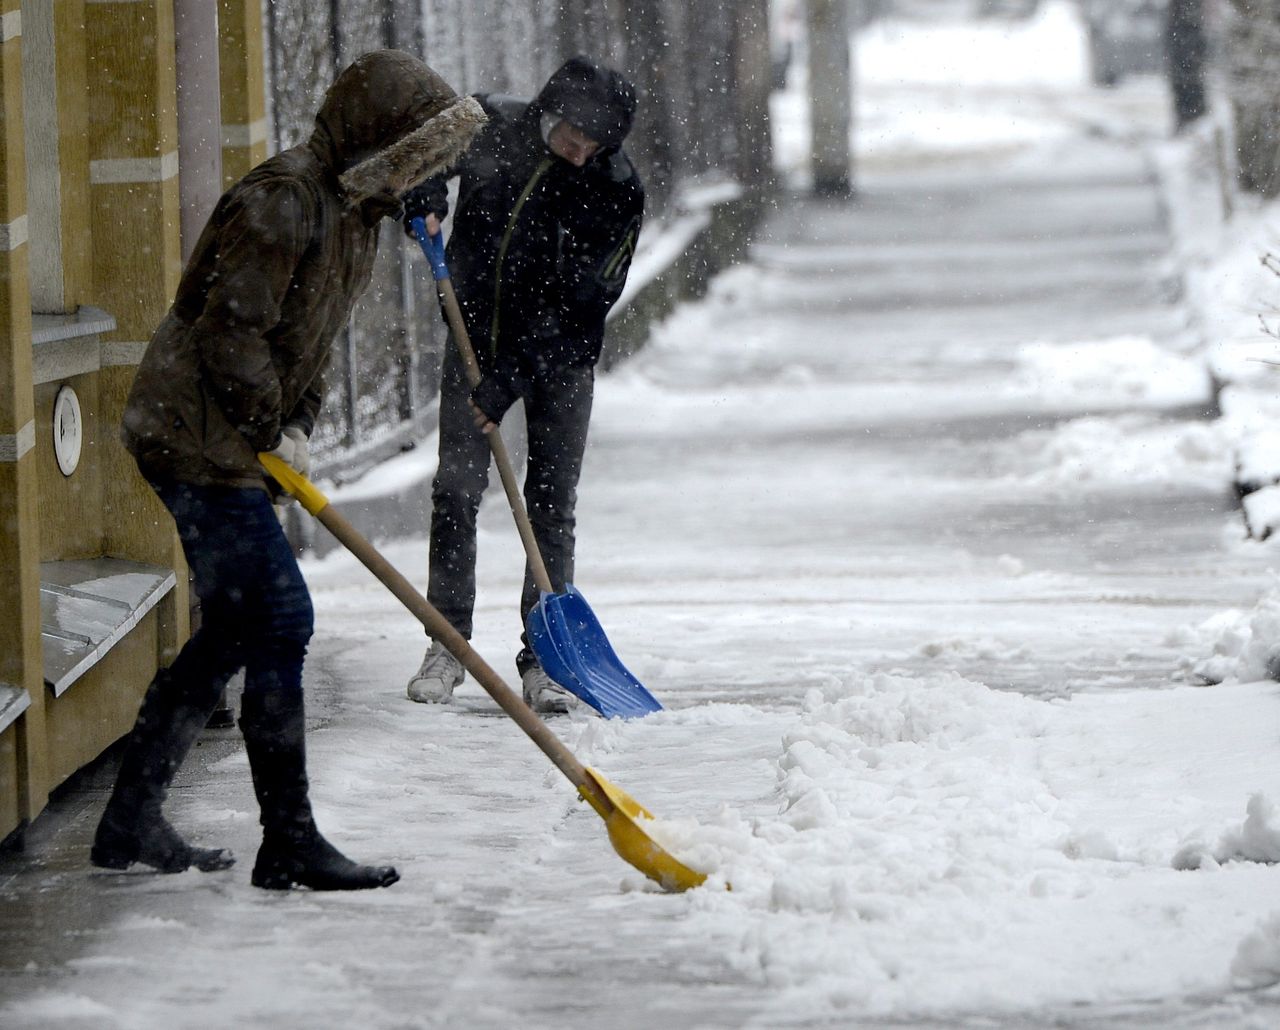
[1009,335,1212,408]
[1151,109,1280,536]
[1173,793,1280,869]
[1217,794,1280,865]
[1000,413,1232,490]
[1168,797,1280,989]
[584,672,1280,1018]
[1174,586,1280,684]
[1233,912,1280,988]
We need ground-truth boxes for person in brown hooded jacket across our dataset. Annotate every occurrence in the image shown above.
[92,50,485,891]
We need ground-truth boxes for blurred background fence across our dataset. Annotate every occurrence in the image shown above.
[261,0,772,479]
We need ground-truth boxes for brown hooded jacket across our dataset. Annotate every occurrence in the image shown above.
[122,50,485,490]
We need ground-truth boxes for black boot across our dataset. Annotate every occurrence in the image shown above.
[240,690,398,891]
[92,798,234,873]
[91,670,235,873]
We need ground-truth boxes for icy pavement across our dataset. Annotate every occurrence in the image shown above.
[5,8,1280,1030]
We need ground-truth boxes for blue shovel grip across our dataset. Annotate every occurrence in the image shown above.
[410,216,450,282]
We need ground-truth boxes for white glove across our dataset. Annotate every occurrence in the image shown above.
[264,432,298,506]
[266,432,297,470]
[281,424,310,477]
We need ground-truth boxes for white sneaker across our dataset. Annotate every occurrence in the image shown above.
[407,641,464,703]
[521,666,577,715]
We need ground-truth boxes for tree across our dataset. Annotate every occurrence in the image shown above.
[1166,0,1208,130]
[806,0,853,197]
[1222,0,1280,196]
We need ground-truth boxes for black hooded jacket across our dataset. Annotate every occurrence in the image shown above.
[404,56,645,420]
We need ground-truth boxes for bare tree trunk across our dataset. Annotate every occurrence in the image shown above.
[806,0,853,197]
[687,0,737,177]
[1166,0,1207,131]
[1223,0,1280,196]
[625,0,677,207]
[733,0,775,197]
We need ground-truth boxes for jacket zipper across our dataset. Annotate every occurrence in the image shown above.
[602,225,637,281]
[490,156,554,356]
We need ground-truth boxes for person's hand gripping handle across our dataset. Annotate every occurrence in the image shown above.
[408,216,497,435]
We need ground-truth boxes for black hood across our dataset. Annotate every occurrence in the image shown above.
[533,55,637,151]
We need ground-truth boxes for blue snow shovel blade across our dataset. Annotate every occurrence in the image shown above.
[527,585,663,719]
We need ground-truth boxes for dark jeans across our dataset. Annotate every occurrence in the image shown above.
[153,480,314,707]
[427,346,593,671]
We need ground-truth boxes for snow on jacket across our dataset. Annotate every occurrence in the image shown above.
[403,55,645,420]
[122,49,485,490]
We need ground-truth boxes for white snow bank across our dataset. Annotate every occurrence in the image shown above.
[1175,586,1280,684]
[4,994,121,1022]
[1173,794,1280,870]
[1243,484,1280,541]
[1000,413,1232,490]
[1219,794,1280,864]
[1151,111,1280,538]
[609,673,1280,1019]
[323,434,438,503]
[1231,415,1280,489]
[1010,336,1212,408]
[1232,911,1280,988]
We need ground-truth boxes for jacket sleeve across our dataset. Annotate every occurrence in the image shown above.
[470,348,527,424]
[190,181,315,451]
[525,161,645,374]
[402,173,452,224]
[284,350,329,437]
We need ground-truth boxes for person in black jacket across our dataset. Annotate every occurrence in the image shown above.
[403,55,643,714]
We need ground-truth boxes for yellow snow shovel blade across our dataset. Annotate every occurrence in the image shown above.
[580,769,707,892]
[259,452,707,892]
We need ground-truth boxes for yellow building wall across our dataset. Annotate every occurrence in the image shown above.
[35,372,103,562]
[41,614,160,790]
[0,724,20,839]
[0,0,266,843]
[86,0,187,629]
[1,0,51,837]
[219,0,268,184]
[52,0,90,308]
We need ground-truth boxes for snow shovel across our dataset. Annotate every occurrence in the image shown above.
[410,217,662,720]
[258,452,704,891]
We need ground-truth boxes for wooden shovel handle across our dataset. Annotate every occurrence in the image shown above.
[258,453,610,813]
[429,244,555,596]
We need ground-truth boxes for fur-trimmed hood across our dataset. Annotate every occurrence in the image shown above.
[309,49,487,205]
[341,94,487,204]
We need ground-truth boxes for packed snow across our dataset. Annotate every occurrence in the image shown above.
[4,2,1280,1028]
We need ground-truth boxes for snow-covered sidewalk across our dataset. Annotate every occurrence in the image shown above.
[3,4,1280,1028]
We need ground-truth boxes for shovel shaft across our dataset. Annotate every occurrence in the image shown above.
[434,276,482,386]
[425,235,555,596]
[311,500,609,811]
[261,450,698,892]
